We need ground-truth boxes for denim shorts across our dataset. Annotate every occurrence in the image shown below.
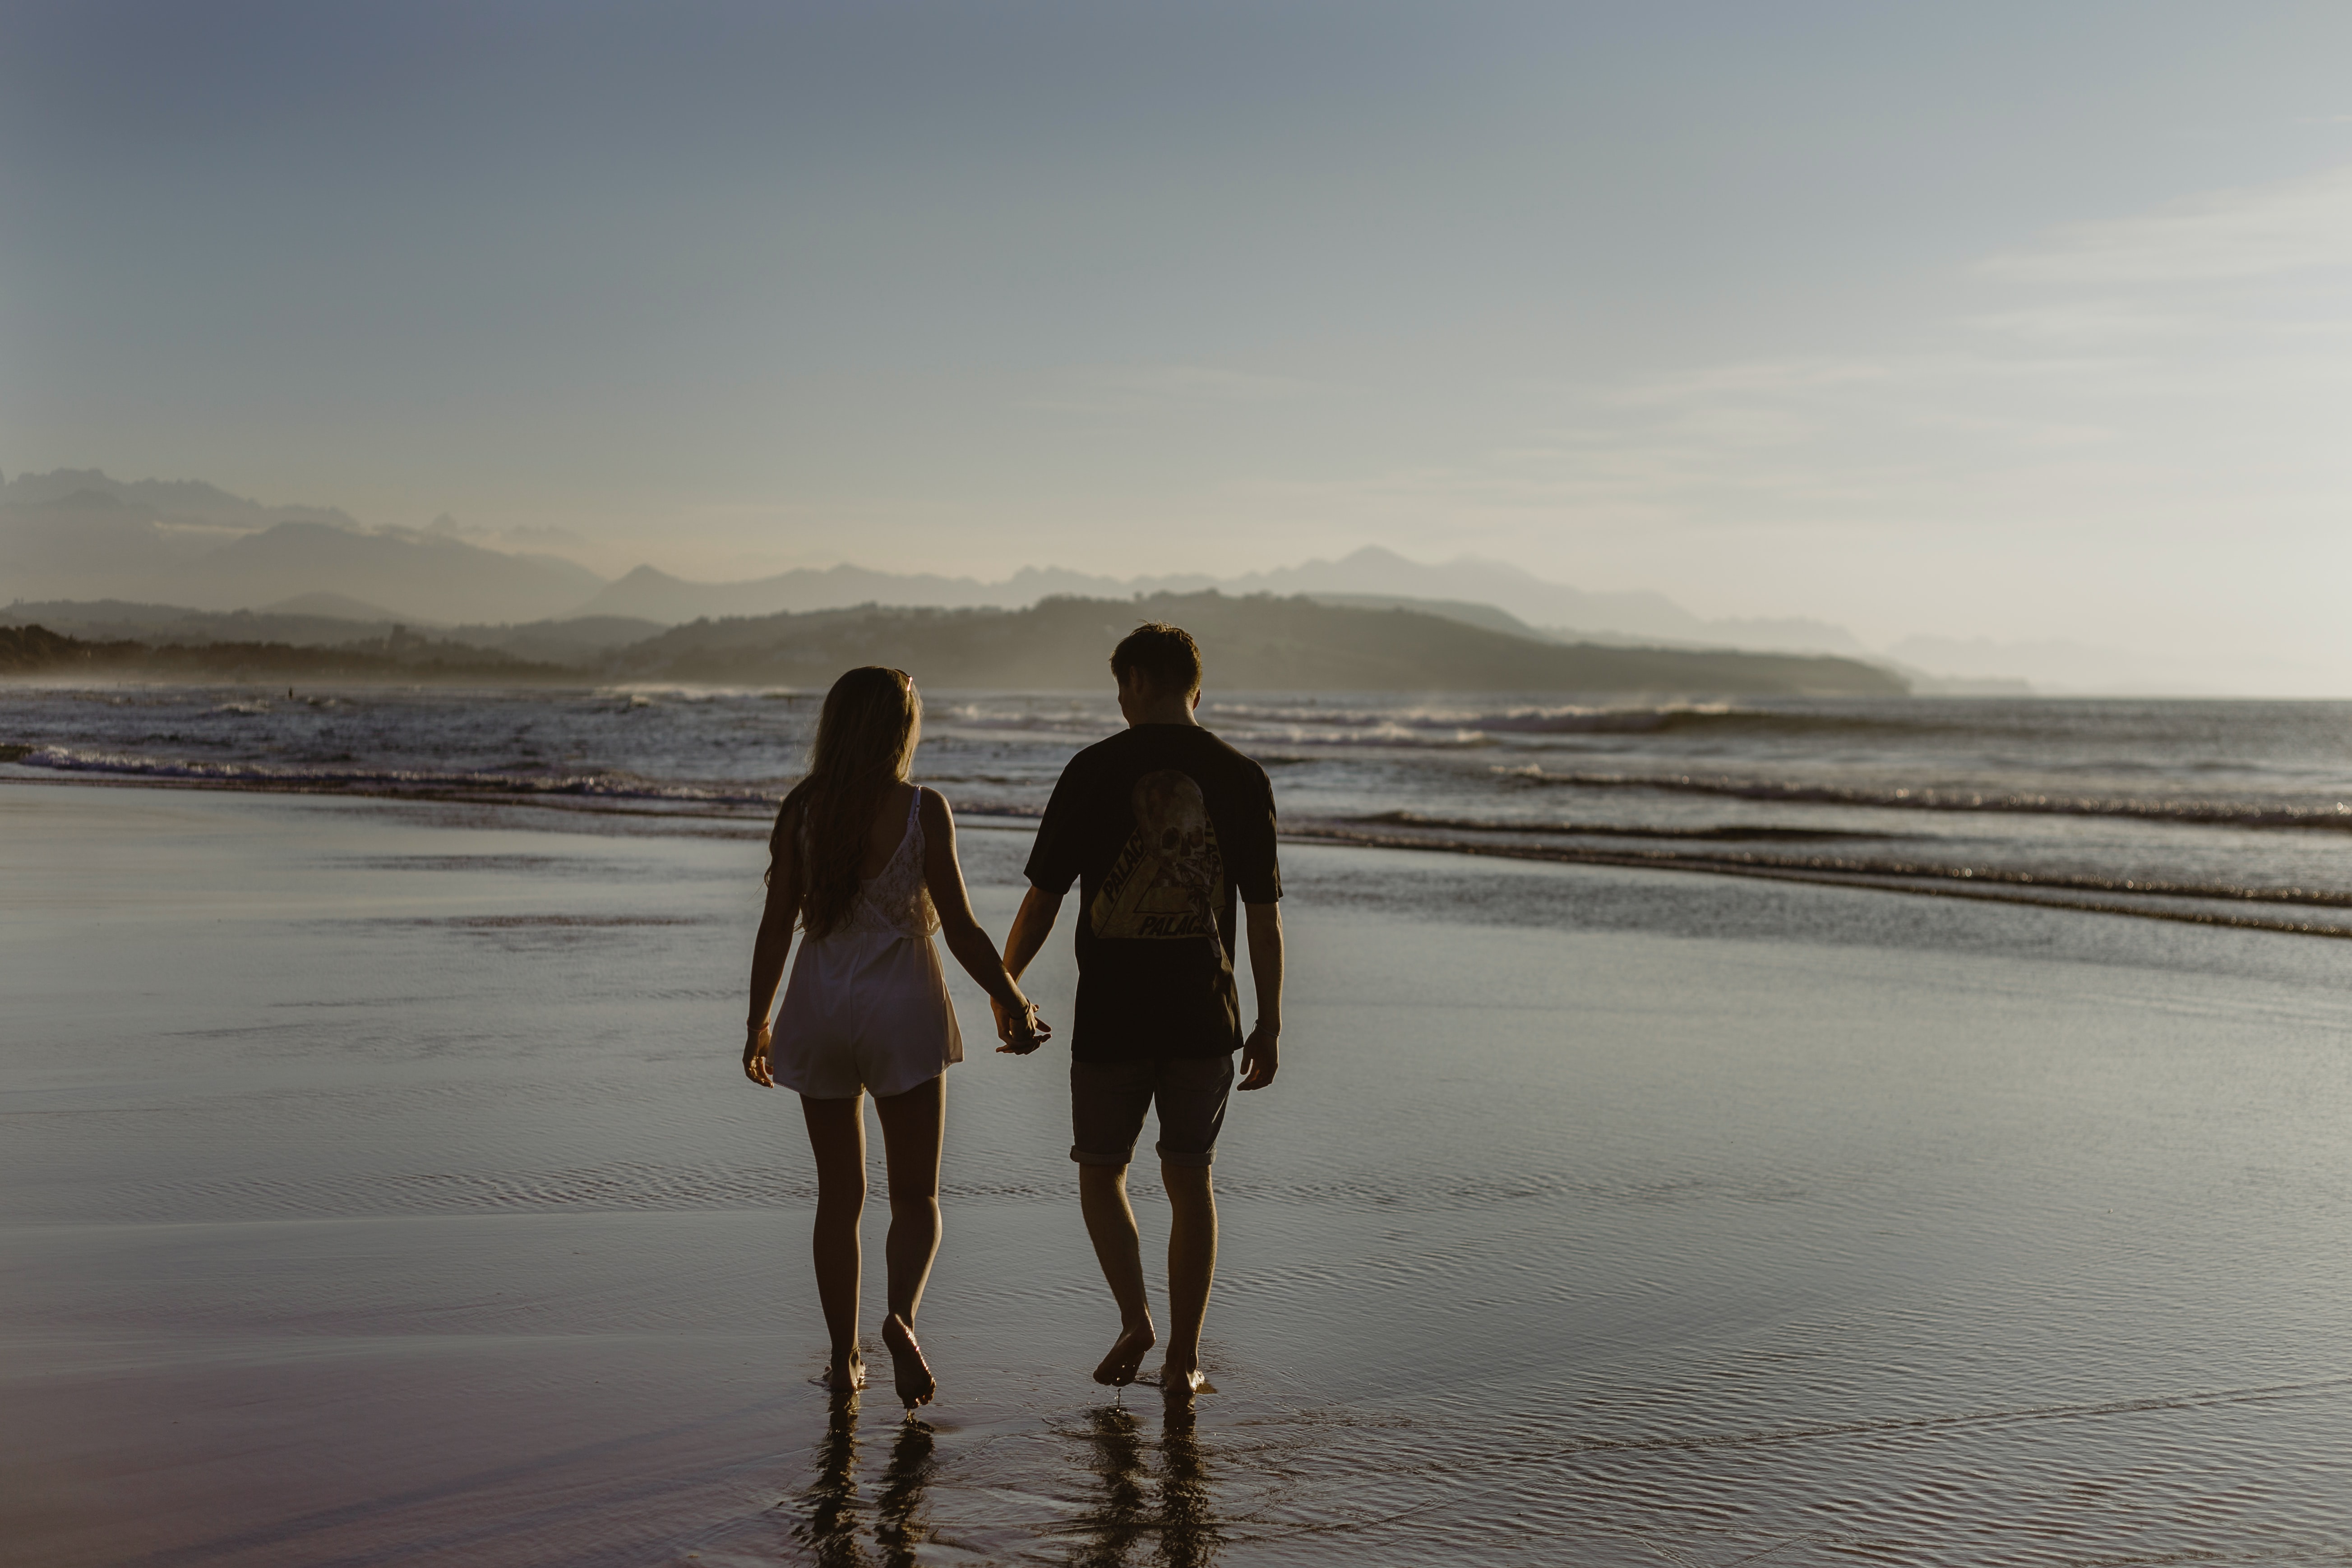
[1070,1053,1236,1169]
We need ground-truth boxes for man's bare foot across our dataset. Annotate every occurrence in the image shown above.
[881,1314,936,1411]
[1158,1360,1215,1402]
[821,1351,866,1392]
[1093,1322,1156,1386]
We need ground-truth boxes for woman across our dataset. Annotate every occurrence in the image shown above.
[743,666,1047,1410]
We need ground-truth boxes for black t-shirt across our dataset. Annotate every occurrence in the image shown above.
[1025,724,1282,1062]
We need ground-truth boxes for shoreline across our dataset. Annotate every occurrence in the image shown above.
[12,766,2352,942]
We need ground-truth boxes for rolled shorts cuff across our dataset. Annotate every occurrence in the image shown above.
[1067,1141,1219,1168]
[1069,1053,1234,1171]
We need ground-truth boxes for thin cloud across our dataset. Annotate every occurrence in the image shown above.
[1982,163,2352,284]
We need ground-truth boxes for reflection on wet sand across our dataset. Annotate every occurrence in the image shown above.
[793,1390,941,1568]
[1157,1405,1219,1568]
[875,1416,937,1563]
[1066,1403,1221,1568]
[795,1392,865,1567]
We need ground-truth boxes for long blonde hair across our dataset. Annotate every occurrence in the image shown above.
[772,666,922,939]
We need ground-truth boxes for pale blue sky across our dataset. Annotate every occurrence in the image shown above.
[5,3,2351,681]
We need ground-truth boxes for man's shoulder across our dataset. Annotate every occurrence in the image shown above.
[1191,724,1258,760]
[1058,729,1137,776]
[1057,724,1266,788]
[1190,727,1272,788]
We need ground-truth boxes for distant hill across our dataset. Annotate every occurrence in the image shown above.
[4,599,416,650]
[0,623,572,682]
[5,598,259,634]
[6,599,663,664]
[450,614,667,664]
[1305,592,1554,641]
[1,623,149,674]
[608,592,1907,696]
[576,545,1873,655]
[263,590,417,622]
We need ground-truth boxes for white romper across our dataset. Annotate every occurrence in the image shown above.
[771,787,965,1099]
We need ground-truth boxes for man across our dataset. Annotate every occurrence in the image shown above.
[997,622,1284,1399]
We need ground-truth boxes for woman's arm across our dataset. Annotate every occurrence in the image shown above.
[742,800,804,1086]
[918,788,1049,1051]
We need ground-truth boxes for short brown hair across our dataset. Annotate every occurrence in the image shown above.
[1109,622,1202,696]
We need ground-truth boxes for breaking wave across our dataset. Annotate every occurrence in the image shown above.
[1496,767,2352,830]
[1211,701,1913,738]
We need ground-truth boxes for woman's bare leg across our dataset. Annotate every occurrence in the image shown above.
[800,1093,868,1389]
[874,1074,945,1408]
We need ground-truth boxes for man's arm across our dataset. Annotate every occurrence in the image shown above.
[1238,899,1283,1090]
[1003,884,1063,981]
[992,884,1066,1052]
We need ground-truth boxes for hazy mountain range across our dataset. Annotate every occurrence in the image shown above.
[575,556,1874,656]
[0,470,602,623]
[0,469,1866,649]
[0,467,2209,692]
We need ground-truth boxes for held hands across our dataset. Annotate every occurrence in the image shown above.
[742,1020,774,1087]
[747,1003,1046,1079]
[1238,1021,1279,1090]
[992,995,1052,1055]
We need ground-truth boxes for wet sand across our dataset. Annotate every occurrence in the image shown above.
[5,778,2352,1565]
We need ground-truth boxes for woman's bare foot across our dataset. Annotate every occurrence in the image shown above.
[881,1314,935,1411]
[1158,1358,1214,1402]
[1093,1322,1156,1386]
[821,1351,866,1392]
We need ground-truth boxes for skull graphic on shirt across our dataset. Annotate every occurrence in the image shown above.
[1090,769,1225,940]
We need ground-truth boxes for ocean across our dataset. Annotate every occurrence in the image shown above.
[9,683,2352,936]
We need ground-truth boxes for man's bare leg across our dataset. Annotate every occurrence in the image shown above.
[1160,1161,1218,1397]
[1078,1162,1156,1384]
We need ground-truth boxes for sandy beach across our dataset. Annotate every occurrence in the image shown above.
[6,776,2352,1566]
